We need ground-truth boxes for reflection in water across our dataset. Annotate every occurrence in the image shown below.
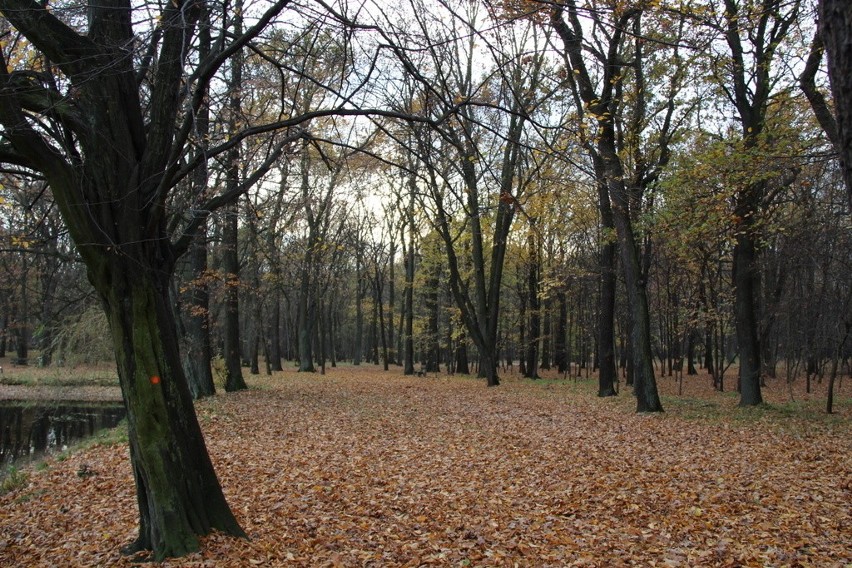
[0,402,126,465]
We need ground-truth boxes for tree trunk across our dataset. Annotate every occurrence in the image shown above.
[99,258,244,559]
[328,301,337,368]
[686,330,698,375]
[268,292,283,372]
[733,229,763,406]
[179,4,215,399]
[555,290,568,374]
[0,313,7,358]
[387,242,397,365]
[425,265,440,373]
[353,254,364,366]
[524,230,540,379]
[296,269,316,372]
[597,171,618,396]
[15,256,28,365]
[540,298,552,371]
[221,2,246,392]
[182,222,215,399]
[455,337,470,375]
[820,0,852,210]
[403,225,415,375]
[607,171,661,411]
[376,268,389,371]
[222,202,247,392]
[597,238,618,397]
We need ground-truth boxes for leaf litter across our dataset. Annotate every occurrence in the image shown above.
[1,366,849,567]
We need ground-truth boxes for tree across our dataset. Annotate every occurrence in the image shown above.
[220,0,249,392]
[383,0,551,386]
[818,0,852,209]
[550,1,680,411]
[0,0,311,559]
[173,4,217,396]
[705,0,801,405]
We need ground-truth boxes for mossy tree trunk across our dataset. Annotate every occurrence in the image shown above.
[99,250,244,558]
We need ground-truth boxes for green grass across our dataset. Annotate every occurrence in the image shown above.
[660,394,848,431]
[0,465,29,495]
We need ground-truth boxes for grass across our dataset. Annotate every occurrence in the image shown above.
[0,354,118,387]
[0,465,29,495]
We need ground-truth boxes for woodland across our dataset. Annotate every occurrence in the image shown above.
[0,0,851,563]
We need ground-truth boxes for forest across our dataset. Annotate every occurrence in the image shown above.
[0,0,850,562]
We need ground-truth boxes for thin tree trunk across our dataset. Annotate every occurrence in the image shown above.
[403,216,415,375]
[555,290,568,374]
[15,256,28,365]
[733,230,762,405]
[268,293,283,372]
[376,268,389,371]
[353,253,364,366]
[597,172,618,396]
[425,263,440,373]
[524,230,540,379]
[221,2,246,392]
[222,202,246,392]
[182,222,215,399]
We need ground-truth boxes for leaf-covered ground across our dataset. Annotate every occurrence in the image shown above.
[1,366,850,567]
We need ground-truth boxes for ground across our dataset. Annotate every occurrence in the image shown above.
[0,362,850,567]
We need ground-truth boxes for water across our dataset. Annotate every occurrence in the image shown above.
[0,402,126,466]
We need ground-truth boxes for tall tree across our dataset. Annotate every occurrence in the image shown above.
[382,0,551,386]
[0,0,334,558]
[710,0,801,405]
[221,1,248,391]
[818,0,852,209]
[550,1,676,411]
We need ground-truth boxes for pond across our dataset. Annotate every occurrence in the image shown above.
[0,401,126,467]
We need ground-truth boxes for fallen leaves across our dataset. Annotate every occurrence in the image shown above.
[0,367,849,566]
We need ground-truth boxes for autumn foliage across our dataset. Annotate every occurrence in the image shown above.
[1,366,850,566]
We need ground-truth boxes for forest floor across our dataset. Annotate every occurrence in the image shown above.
[0,363,850,567]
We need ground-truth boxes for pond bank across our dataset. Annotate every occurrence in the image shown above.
[0,401,127,466]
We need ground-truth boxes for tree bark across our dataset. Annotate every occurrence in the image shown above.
[222,1,246,392]
[376,267,389,371]
[732,228,763,404]
[425,261,441,373]
[101,257,244,558]
[182,222,216,399]
[555,290,568,374]
[819,0,852,209]
[353,246,364,366]
[524,229,540,379]
[596,162,618,397]
[296,262,316,371]
[15,255,29,365]
[268,293,283,371]
[403,191,416,375]
[222,202,247,391]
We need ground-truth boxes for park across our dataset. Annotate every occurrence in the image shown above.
[1,0,851,563]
